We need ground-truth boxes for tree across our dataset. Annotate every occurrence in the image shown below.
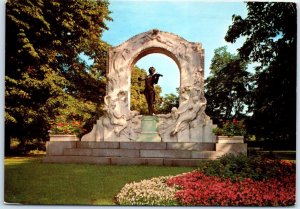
[158,90,179,114]
[130,66,148,114]
[5,0,111,154]
[153,85,163,114]
[205,46,250,124]
[225,2,296,142]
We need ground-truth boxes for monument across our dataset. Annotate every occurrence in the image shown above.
[44,29,247,166]
[135,66,162,142]
[81,29,215,142]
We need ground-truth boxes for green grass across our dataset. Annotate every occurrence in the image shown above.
[4,156,194,205]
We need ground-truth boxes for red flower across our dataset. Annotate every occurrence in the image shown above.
[49,117,85,136]
[57,122,63,127]
[166,170,295,206]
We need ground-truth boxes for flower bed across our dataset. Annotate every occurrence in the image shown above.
[115,176,178,206]
[115,157,295,206]
[166,170,295,206]
[213,119,245,136]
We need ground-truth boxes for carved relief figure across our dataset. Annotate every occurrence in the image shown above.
[193,68,203,86]
[103,95,127,136]
[111,110,141,140]
[192,43,201,52]
[140,29,173,47]
[110,48,131,91]
[125,112,142,140]
[170,87,206,136]
[157,107,178,141]
[176,41,191,61]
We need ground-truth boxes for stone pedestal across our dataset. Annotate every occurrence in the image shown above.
[136,116,161,142]
[216,136,247,156]
[49,135,79,141]
[217,136,244,143]
[43,141,218,166]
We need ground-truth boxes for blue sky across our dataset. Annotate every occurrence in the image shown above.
[102,0,248,95]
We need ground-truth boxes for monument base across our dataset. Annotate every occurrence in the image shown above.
[136,116,161,142]
[43,141,247,166]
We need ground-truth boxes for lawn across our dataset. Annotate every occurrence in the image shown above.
[4,156,194,205]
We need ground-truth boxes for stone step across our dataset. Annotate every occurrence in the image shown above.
[44,141,247,166]
[64,148,140,157]
[63,148,219,159]
[43,155,110,164]
[75,141,215,151]
[76,141,120,149]
[166,142,215,151]
[140,149,192,158]
[43,156,216,166]
[120,142,166,150]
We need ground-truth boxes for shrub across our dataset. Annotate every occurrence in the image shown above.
[213,120,245,136]
[197,153,295,181]
[49,115,86,136]
[10,138,46,155]
[167,171,295,206]
[28,149,46,155]
[115,176,178,206]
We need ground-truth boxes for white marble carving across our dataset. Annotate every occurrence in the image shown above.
[157,107,178,142]
[82,29,216,143]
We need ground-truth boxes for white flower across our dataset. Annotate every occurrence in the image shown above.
[115,175,178,206]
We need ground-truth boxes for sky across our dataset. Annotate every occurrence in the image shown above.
[102,0,248,95]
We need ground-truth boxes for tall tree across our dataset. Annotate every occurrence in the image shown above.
[225,2,296,142]
[130,66,148,114]
[205,46,250,124]
[5,0,111,154]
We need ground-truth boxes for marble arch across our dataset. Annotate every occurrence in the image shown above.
[82,29,215,142]
[107,29,205,114]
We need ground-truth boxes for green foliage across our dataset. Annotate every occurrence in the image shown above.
[213,120,246,136]
[130,66,148,114]
[9,138,46,155]
[225,2,296,65]
[225,2,296,142]
[197,153,295,182]
[5,0,112,154]
[28,149,46,155]
[49,115,86,136]
[153,85,164,113]
[10,138,20,149]
[158,91,179,114]
[205,46,250,123]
